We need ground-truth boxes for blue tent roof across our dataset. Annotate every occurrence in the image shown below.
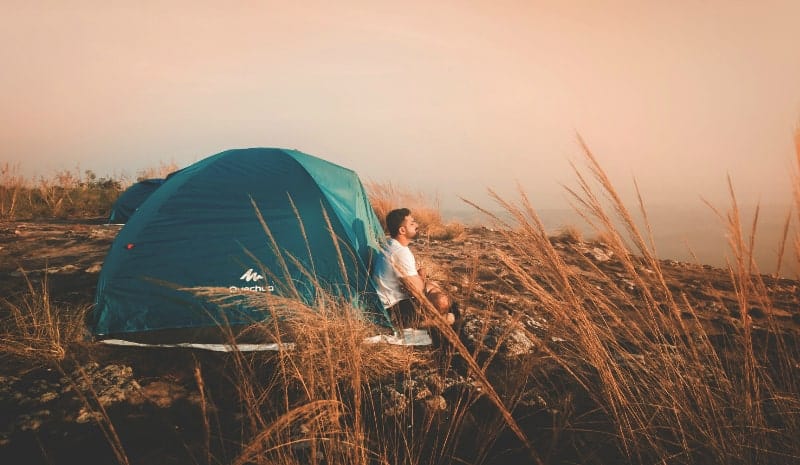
[93,148,389,339]
[108,178,165,224]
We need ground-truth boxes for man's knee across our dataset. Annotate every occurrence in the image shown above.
[426,289,451,314]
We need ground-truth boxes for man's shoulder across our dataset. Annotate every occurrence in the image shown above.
[384,238,408,252]
[383,238,415,260]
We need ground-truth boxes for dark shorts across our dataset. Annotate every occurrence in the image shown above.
[387,298,418,329]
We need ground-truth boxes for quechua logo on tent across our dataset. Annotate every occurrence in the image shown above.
[230,268,275,293]
[240,268,264,282]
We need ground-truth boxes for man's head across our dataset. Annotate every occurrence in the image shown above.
[386,208,418,243]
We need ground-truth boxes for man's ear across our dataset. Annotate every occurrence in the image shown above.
[397,225,406,236]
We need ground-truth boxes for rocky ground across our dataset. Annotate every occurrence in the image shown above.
[1,220,798,464]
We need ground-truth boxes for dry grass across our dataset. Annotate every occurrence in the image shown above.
[0,161,182,220]
[0,269,131,463]
[176,198,539,465]
[203,294,425,465]
[2,137,799,464]
[365,181,466,241]
[0,166,125,219]
[592,228,618,247]
[794,125,800,266]
[135,160,179,181]
[464,134,800,464]
[0,271,88,362]
[0,162,25,218]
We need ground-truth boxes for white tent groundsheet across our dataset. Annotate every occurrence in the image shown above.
[101,328,432,352]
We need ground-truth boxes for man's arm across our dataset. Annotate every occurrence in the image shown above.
[403,274,426,296]
[391,247,426,297]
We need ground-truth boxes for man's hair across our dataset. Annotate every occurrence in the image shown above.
[386,208,411,238]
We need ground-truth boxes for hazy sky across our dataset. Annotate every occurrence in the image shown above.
[3,0,799,211]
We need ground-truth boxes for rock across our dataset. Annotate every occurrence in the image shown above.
[590,247,613,262]
[90,228,119,240]
[425,395,447,412]
[18,410,50,431]
[85,263,103,273]
[52,264,79,274]
[503,328,537,357]
[66,362,139,408]
[76,408,103,424]
[462,310,538,359]
[39,391,59,403]
[18,415,42,431]
[522,315,547,332]
[381,386,407,417]
[138,381,186,408]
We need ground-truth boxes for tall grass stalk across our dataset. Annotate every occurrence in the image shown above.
[474,137,800,464]
[0,271,131,464]
[0,162,24,218]
[183,197,547,465]
[0,271,87,361]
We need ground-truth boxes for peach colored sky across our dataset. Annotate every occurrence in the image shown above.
[2,1,799,210]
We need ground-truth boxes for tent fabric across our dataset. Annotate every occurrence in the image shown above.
[108,178,165,224]
[92,148,390,340]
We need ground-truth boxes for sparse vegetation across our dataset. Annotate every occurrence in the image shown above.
[463,135,800,464]
[0,160,180,220]
[366,181,466,241]
[0,165,124,220]
[0,272,87,362]
[1,134,799,464]
[135,160,179,182]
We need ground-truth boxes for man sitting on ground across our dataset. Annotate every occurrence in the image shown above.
[373,208,456,328]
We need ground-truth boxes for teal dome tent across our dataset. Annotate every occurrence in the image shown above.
[108,178,165,224]
[92,148,390,344]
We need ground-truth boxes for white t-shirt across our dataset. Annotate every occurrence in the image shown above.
[373,238,418,308]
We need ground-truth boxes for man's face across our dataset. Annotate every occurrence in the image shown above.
[401,215,419,239]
